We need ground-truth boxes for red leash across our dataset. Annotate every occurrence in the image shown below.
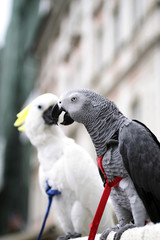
[88,156,123,240]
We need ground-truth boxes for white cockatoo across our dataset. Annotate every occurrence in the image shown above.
[14,93,115,239]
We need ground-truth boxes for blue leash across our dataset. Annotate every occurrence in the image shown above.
[37,181,61,240]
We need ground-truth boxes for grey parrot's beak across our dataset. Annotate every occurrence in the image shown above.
[51,103,74,126]
[61,112,74,125]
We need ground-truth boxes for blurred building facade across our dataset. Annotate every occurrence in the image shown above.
[35,0,160,148]
[1,0,160,238]
[32,0,160,235]
[30,0,160,235]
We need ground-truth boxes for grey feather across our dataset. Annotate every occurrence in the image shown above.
[61,89,126,156]
[55,89,160,240]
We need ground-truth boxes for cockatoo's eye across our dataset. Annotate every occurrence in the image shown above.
[37,104,43,110]
[71,97,77,102]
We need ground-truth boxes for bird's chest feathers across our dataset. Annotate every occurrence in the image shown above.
[39,160,68,194]
[37,140,64,170]
[102,144,128,182]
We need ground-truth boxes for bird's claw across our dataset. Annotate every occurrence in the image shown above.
[113,224,136,240]
[100,224,136,240]
[57,232,81,240]
[100,226,119,240]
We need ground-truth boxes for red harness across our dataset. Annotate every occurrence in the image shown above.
[88,156,123,240]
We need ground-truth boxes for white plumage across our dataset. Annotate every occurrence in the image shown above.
[15,93,115,237]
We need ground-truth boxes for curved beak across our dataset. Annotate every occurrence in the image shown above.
[50,103,63,124]
[43,105,59,125]
[51,103,74,125]
[61,112,74,125]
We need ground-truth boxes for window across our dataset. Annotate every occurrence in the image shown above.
[133,0,145,28]
[113,4,121,51]
[132,98,141,120]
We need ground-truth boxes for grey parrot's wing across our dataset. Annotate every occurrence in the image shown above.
[119,120,160,223]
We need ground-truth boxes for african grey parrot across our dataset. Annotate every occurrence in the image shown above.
[51,89,160,240]
[14,93,115,240]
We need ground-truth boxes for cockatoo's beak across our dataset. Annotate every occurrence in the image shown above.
[43,105,59,125]
[51,103,74,125]
[51,103,62,124]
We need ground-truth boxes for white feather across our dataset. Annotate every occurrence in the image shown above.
[24,93,115,236]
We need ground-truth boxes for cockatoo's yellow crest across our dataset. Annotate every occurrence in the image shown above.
[14,104,31,131]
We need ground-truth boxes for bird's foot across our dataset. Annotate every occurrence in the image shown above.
[57,232,81,240]
[100,225,120,240]
[113,224,136,240]
[100,224,136,240]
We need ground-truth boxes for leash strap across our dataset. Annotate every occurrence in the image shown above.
[88,156,122,240]
[37,181,61,240]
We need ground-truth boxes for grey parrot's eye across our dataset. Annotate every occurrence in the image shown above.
[37,104,43,110]
[71,97,77,102]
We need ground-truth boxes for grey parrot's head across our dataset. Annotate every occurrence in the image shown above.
[51,89,113,126]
